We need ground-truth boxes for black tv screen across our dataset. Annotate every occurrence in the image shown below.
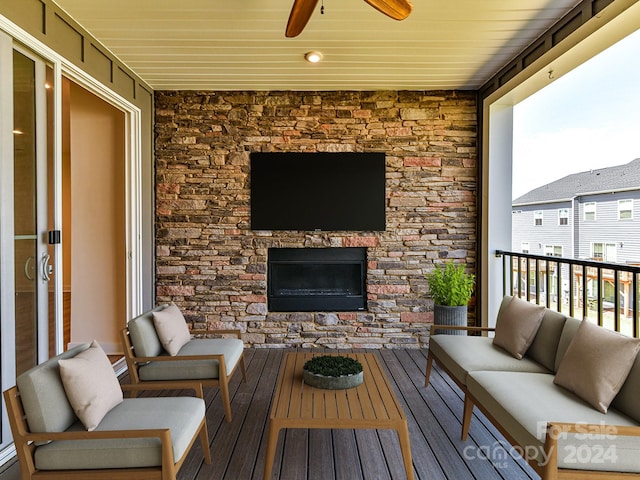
[250,152,386,231]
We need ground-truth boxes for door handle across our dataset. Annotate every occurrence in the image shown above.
[41,253,51,282]
[24,256,34,280]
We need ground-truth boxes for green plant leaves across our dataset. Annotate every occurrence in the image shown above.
[303,355,363,376]
[425,261,475,306]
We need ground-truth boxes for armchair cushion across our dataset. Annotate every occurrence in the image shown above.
[16,344,90,438]
[33,396,205,470]
[58,341,123,431]
[554,319,640,413]
[127,306,165,358]
[152,303,191,356]
[138,338,244,381]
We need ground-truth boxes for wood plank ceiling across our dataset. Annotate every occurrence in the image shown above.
[52,0,581,91]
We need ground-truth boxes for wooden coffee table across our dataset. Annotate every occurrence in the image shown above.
[264,352,414,479]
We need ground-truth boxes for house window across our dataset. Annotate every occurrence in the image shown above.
[534,210,543,226]
[592,242,617,262]
[521,242,529,253]
[618,199,633,220]
[592,243,603,260]
[584,202,596,221]
[558,208,569,225]
[544,245,562,257]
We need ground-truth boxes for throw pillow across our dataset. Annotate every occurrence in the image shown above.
[493,296,546,359]
[58,340,123,431]
[554,319,640,413]
[152,302,191,356]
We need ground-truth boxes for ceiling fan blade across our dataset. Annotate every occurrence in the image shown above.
[286,0,320,38]
[363,0,413,20]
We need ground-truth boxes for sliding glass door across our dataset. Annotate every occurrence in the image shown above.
[0,35,58,452]
[12,48,55,376]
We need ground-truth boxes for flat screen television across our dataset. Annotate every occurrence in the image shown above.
[250,152,386,231]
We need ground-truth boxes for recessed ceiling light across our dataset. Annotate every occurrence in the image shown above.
[304,51,323,63]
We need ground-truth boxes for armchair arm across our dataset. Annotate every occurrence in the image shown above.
[131,353,227,363]
[25,427,171,443]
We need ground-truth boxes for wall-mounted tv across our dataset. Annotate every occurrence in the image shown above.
[250,152,386,231]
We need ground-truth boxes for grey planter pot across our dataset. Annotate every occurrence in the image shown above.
[434,304,467,335]
[303,370,364,390]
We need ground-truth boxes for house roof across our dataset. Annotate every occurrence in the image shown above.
[513,158,640,206]
[50,0,581,91]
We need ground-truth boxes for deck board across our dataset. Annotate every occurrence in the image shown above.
[0,348,539,480]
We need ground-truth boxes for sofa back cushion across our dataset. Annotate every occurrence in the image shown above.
[612,351,640,422]
[16,343,90,436]
[553,319,640,413]
[526,308,567,371]
[497,296,567,371]
[493,296,546,359]
[127,305,167,358]
[554,316,582,372]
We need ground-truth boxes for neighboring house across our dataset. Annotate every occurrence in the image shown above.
[512,158,640,302]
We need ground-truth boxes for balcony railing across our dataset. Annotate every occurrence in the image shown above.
[495,250,640,338]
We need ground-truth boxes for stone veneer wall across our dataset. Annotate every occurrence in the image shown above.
[154,90,477,349]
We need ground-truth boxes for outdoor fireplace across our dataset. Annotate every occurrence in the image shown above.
[267,248,367,312]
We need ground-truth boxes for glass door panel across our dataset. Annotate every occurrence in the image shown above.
[12,49,51,376]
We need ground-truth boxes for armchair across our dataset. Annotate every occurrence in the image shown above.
[3,342,211,480]
[121,304,247,422]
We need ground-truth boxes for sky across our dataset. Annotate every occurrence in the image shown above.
[512,28,640,200]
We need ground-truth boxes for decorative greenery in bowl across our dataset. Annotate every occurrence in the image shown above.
[303,355,364,389]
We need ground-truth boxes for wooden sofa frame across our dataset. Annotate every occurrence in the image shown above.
[121,327,247,422]
[3,383,211,480]
[424,324,494,390]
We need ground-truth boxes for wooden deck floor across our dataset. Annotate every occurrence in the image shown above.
[0,348,539,480]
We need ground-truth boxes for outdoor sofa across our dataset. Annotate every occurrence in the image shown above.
[425,295,640,479]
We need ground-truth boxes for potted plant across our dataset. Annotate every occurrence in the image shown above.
[303,355,364,389]
[426,261,475,335]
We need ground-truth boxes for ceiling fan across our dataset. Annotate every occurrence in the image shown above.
[286,0,414,37]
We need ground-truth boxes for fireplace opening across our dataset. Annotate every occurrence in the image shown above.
[268,248,367,312]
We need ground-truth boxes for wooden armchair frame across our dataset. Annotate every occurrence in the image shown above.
[121,327,247,422]
[3,383,211,480]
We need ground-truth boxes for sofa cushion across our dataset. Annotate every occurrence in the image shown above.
[34,396,205,470]
[128,306,165,358]
[554,316,582,371]
[138,338,244,381]
[468,371,640,472]
[525,308,566,371]
[59,341,124,431]
[16,343,90,438]
[612,351,640,423]
[554,319,640,413]
[428,335,549,386]
[493,296,546,359]
[153,303,192,356]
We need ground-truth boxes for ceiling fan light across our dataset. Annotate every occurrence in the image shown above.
[304,51,323,63]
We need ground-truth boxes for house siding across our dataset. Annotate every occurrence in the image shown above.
[511,201,573,257]
[577,192,640,262]
[512,191,640,265]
